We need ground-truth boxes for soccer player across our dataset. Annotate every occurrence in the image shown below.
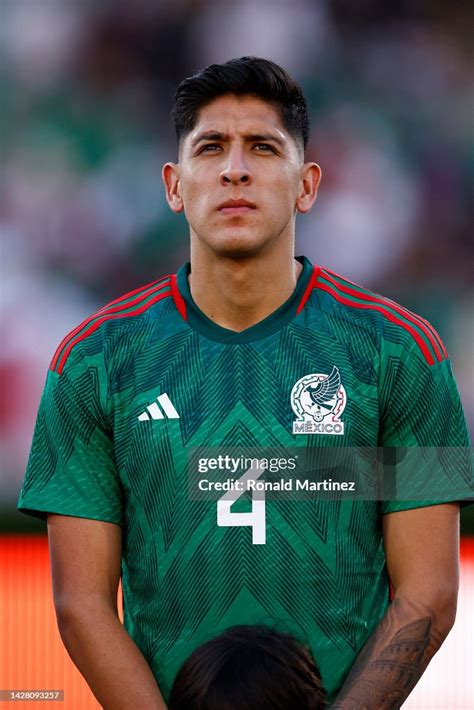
[18,57,472,709]
[167,625,326,710]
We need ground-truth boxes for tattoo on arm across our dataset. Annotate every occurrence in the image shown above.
[332,598,447,710]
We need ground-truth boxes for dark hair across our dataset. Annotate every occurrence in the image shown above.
[171,57,309,150]
[168,625,326,710]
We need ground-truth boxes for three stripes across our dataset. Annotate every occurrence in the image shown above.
[138,393,180,421]
[50,276,173,374]
[299,266,447,366]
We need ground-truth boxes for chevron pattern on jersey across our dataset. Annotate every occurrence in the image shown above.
[50,276,172,374]
[379,353,469,448]
[314,268,447,366]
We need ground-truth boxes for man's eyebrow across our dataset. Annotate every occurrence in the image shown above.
[190,130,287,148]
[246,133,286,146]
[191,131,228,148]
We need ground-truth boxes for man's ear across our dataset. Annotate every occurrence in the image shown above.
[162,162,184,213]
[296,162,322,214]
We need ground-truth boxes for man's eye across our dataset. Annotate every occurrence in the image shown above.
[254,144,275,153]
[199,144,221,153]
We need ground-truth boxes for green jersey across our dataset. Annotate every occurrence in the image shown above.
[18,256,472,702]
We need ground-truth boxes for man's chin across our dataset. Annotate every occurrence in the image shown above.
[205,232,270,259]
[215,245,262,260]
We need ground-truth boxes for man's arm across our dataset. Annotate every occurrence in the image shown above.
[332,503,459,710]
[48,515,167,710]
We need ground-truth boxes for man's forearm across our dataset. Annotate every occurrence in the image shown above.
[332,594,455,710]
[56,600,166,710]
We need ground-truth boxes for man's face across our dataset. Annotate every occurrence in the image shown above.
[163,94,320,258]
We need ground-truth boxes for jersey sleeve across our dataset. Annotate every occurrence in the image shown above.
[17,350,123,524]
[378,336,473,514]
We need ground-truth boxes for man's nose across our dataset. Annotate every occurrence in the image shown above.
[220,148,252,185]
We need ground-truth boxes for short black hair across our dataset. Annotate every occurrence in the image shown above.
[168,625,326,710]
[171,57,309,150]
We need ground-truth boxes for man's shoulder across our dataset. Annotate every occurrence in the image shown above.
[49,273,177,377]
[309,266,447,367]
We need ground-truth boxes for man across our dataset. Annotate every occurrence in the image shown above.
[18,57,472,708]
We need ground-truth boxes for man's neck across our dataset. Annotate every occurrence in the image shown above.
[188,245,303,333]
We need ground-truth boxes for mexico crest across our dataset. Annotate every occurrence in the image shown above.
[291,366,347,435]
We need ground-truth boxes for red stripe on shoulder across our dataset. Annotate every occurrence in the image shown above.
[170,273,187,321]
[385,296,448,360]
[50,279,171,374]
[96,274,172,312]
[50,276,171,372]
[54,289,171,375]
[296,265,321,315]
[317,280,435,365]
[324,268,447,361]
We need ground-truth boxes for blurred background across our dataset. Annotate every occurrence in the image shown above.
[0,0,472,707]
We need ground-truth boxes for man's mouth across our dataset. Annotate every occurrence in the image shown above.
[218,199,256,215]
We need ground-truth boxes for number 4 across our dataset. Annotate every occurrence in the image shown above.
[216,465,266,545]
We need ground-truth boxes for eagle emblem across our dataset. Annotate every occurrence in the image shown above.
[291,367,347,435]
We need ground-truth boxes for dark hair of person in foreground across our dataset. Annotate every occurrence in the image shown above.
[171,56,309,151]
[168,624,326,710]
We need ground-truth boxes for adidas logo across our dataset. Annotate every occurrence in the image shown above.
[138,393,180,421]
